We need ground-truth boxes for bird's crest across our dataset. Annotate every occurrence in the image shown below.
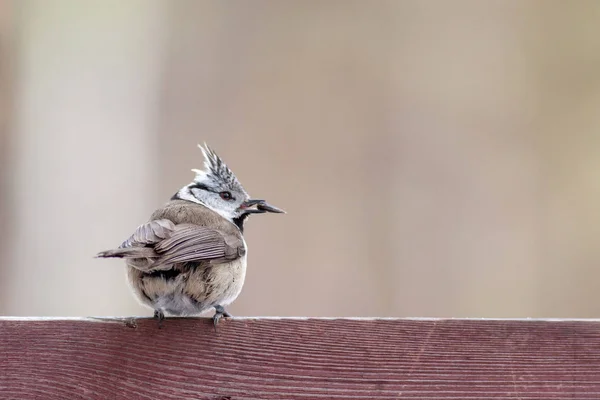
[192,143,244,191]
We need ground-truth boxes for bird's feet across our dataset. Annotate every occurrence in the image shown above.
[154,309,165,329]
[212,305,232,331]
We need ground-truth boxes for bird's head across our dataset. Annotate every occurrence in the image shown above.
[174,143,285,228]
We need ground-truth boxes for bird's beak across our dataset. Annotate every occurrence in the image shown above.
[238,199,286,214]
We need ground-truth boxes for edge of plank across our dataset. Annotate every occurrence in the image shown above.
[1,316,600,322]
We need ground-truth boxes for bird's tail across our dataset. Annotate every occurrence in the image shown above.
[95,247,157,259]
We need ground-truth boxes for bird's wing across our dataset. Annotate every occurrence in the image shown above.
[154,224,245,265]
[95,219,176,264]
[97,220,244,271]
[119,219,176,248]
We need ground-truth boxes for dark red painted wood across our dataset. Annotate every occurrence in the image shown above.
[1,318,600,399]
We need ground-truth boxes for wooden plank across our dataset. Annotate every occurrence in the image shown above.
[1,318,600,399]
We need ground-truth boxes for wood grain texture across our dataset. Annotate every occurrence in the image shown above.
[1,318,600,399]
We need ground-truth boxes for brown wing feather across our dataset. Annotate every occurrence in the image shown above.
[96,219,176,266]
[155,224,245,265]
[119,219,176,248]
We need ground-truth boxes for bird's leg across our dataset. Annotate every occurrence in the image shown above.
[212,305,232,331]
[154,309,165,329]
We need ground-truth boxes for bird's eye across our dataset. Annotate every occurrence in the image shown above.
[219,191,233,201]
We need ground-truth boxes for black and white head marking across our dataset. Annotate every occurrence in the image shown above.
[173,144,251,222]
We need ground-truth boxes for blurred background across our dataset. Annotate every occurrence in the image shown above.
[1,0,600,318]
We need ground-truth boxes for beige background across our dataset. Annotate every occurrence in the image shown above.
[1,0,600,318]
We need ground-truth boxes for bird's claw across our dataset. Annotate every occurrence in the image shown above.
[154,309,165,329]
[212,305,232,332]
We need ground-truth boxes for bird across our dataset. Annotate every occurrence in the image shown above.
[96,143,285,327]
